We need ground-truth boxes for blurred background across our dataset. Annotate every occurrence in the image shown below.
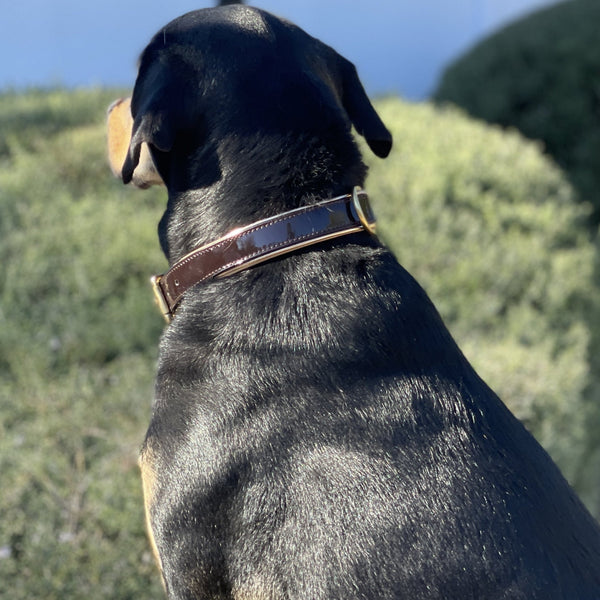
[1,1,599,598]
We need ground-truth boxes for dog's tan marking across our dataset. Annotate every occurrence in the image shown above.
[139,445,166,588]
[107,97,164,188]
[233,577,276,600]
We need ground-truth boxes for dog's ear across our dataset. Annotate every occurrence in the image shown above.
[120,61,189,187]
[107,97,164,188]
[121,86,175,187]
[338,59,392,159]
[120,51,208,188]
[107,98,132,178]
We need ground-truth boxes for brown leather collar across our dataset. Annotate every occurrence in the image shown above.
[151,187,376,322]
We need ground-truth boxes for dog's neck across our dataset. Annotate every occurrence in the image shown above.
[157,131,368,264]
[151,190,376,322]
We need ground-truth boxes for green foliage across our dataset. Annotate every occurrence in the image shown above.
[0,90,167,376]
[433,0,600,223]
[0,89,166,599]
[364,98,599,508]
[0,89,123,159]
[0,358,163,599]
[0,89,598,597]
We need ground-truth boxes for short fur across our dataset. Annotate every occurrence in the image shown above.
[108,6,600,599]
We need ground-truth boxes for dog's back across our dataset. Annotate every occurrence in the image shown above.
[155,243,600,598]
[109,6,600,599]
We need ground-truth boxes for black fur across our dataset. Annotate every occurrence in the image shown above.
[124,6,600,599]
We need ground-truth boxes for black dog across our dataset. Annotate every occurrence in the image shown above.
[108,5,600,599]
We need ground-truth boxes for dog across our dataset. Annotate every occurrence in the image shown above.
[107,5,600,599]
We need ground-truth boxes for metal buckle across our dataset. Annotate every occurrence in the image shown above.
[352,186,376,234]
[150,275,174,323]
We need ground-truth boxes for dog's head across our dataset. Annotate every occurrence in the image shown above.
[107,6,391,191]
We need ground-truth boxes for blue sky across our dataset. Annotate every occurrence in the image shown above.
[2,0,557,99]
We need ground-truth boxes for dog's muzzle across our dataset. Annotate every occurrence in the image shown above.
[151,187,377,322]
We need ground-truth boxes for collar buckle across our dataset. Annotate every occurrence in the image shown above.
[150,275,174,323]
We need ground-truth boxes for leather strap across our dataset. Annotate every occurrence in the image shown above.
[151,188,376,322]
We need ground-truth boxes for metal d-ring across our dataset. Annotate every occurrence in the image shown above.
[352,186,377,235]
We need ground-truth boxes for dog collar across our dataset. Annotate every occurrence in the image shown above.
[151,187,376,322]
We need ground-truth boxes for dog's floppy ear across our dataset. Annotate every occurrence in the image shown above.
[339,59,392,159]
[120,62,189,187]
[107,98,134,178]
[107,97,165,188]
[121,91,175,187]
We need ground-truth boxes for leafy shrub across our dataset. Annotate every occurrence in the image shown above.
[433,0,600,223]
[0,89,166,599]
[0,91,167,376]
[0,357,163,599]
[0,89,124,160]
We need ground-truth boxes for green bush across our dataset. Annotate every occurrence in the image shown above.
[365,98,599,510]
[0,357,163,599]
[0,89,166,599]
[0,89,124,159]
[0,91,167,376]
[0,89,598,598]
[433,0,600,223]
